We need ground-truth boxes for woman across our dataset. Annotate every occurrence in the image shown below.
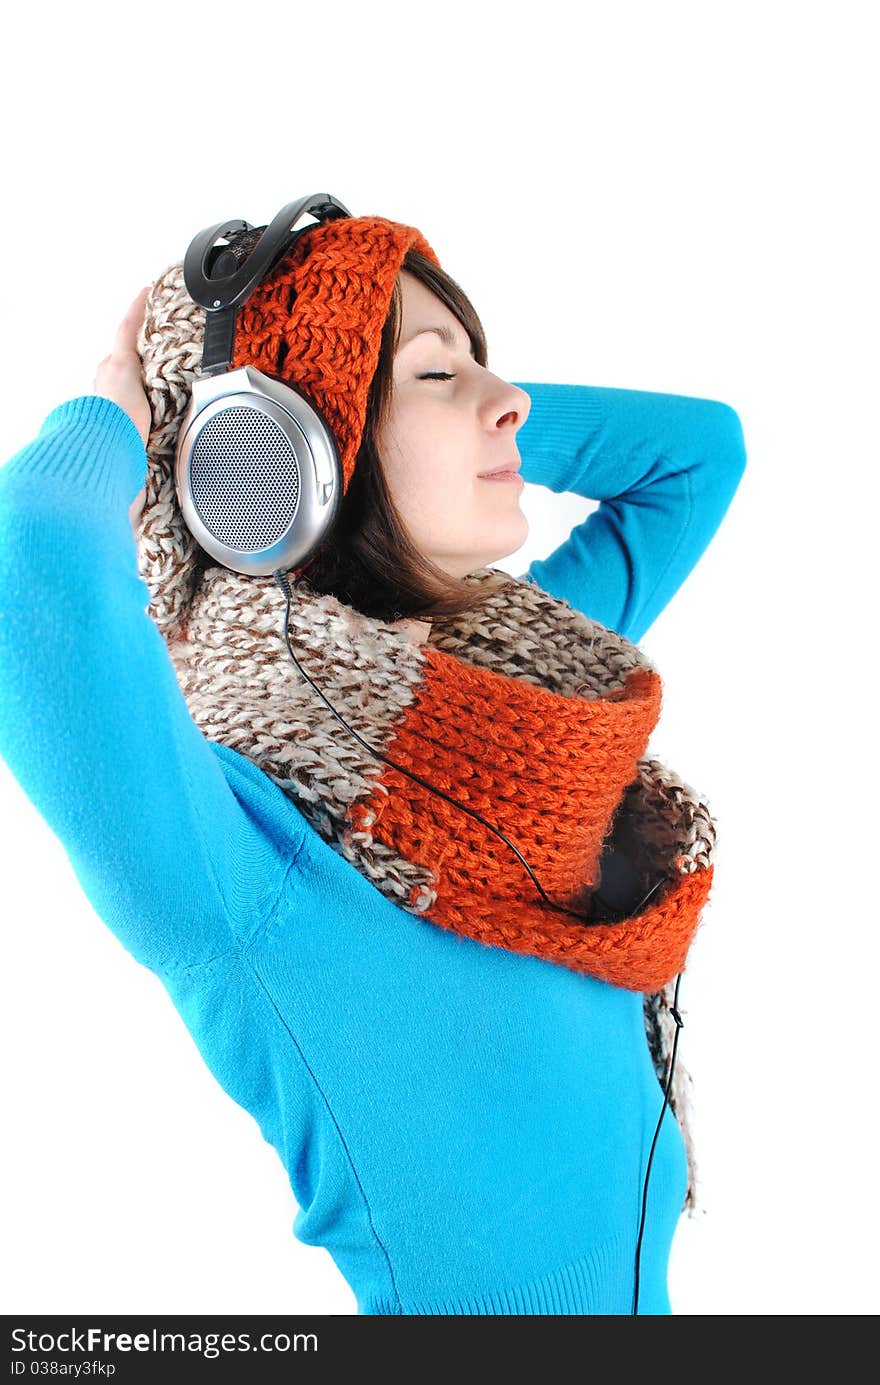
[0,207,747,1315]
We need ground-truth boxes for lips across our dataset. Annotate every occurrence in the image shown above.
[478,458,522,477]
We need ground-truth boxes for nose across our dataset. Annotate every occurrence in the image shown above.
[487,378,531,431]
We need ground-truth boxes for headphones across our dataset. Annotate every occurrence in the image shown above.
[174,193,352,578]
[173,195,683,1312]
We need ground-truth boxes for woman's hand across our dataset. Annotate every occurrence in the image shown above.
[94,286,152,446]
[93,286,152,530]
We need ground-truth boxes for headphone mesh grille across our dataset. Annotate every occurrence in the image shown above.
[190,407,301,552]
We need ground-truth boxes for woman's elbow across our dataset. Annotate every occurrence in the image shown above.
[705,399,748,481]
[688,400,748,526]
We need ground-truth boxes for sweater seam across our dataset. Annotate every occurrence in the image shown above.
[240,936,405,1312]
[154,853,404,1310]
[150,709,306,969]
[631,463,694,637]
[147,709,241,972]
[156,847,306,978]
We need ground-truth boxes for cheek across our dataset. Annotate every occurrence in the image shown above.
[395,464,464,532]
[381,408,469,517]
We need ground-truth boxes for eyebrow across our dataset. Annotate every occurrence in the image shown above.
[399,324,474,355]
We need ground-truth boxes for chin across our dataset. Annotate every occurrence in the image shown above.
[439,517,530,578]
[471,547,529,574]
[487,513,529,567]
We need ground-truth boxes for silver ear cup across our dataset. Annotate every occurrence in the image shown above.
[174,366,342,576]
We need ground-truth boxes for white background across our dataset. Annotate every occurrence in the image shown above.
[1,0,876,1317]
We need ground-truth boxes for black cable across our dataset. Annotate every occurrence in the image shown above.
[275,566,681,1314]
[631,970,684,1315]
[273,568,664,927]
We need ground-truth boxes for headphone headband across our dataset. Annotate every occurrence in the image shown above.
[183,194,353,373]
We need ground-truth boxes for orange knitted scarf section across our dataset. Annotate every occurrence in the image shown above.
[347,650,713,991]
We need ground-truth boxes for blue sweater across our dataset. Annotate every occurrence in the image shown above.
[0,384,746,1315]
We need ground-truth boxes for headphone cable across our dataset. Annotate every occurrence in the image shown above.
[273,568,664,926]
[275,567,683,1313]
[632,970,684,1315]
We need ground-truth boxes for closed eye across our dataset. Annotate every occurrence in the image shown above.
[417,372,456,382]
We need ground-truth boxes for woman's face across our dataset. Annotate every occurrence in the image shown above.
[377,271,531,579]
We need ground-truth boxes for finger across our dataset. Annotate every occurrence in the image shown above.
[113,285,152,354]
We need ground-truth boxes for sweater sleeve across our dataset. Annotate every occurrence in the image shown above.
[510,382,748,642]
[0,396,304,974]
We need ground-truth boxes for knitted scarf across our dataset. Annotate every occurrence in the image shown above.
[156,560,717,1207]
[134,250,715,1208]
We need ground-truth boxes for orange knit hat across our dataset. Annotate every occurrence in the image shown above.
[228,213,439,500]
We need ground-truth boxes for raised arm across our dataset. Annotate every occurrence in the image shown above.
[510,381,747,642]
[0,395,303,974]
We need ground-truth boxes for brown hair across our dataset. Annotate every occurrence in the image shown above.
[298,249,517,624]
